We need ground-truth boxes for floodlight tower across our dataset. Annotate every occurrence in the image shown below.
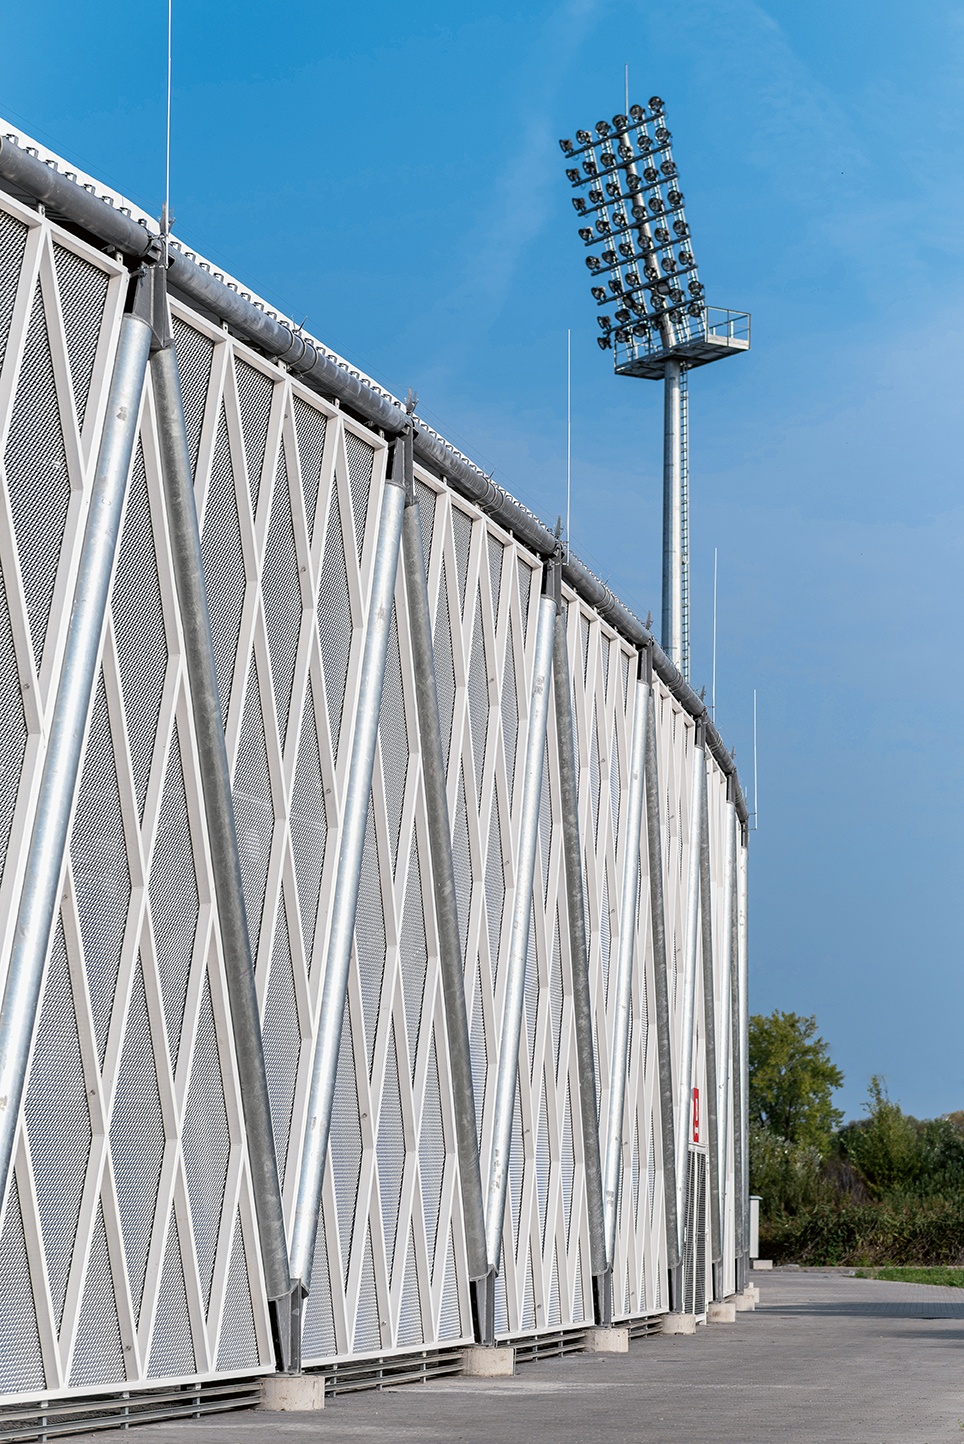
[560,98,749,680]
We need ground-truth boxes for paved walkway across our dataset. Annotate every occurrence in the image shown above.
[77,1272,964,1443]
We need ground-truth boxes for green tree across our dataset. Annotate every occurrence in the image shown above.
[749,1011,843,1154]
[839,1076,922,1198]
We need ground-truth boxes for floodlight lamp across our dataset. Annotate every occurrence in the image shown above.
[583,159,598,176]
[597,335,611,350]
[596,218,611,235]
[688,280,704,296]
[679,249,693,265]
[643,167,658,183]
[559,138,574,154]
[654,227,670,243]
[596,120,611,136]
[586,255,601,270]
[655,126,671,144]
[573,197,587,214]
[608,279,623,296]
[663,256,677,272]
[629,103,645,121]
[605,180,620,198]
[626,175,642,193]
[615,307,631,323]
[613,211,628,230]
[576,129,592,143]
[589,187,603,203]
[618,144,634,162]
[687,301,703,317]
[660,161,677,176]
[625,269,641,286]
[591,285,607,301]
[597,315,611,329]
[655,279,671,295]
[632,322,649,337]
[612,113,628,129]
[648,96,664,113]
[650,196,665,213]
[618,241,634,258]
[637,135,654,152]
[600,150,617,168]
[566,168,581,183]
[631,203,647,221]
[579,227,594,242]
[672,220,689,237]
[602,249,617,264]
[615,327,630,342]
[667,189,684,207]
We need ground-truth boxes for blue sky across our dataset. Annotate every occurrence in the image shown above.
[5,0,964,1119]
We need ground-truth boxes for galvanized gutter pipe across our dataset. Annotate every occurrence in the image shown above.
[0,266,153,1219]
[484,563,559,1274]
[399,427,492,1342]
[150,272,291,1310]
[643,657,681,1312]
[601,659,649,1276]
[736,825,750,1290]
[0,128,746,819]
[699,766,723,1301]
[552,603,609,1324]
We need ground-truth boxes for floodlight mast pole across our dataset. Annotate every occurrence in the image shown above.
[662,359,683,673]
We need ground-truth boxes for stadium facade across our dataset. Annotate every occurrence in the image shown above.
[0,122,749,1429]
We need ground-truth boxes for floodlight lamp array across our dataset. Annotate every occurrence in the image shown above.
[559,98,706,364]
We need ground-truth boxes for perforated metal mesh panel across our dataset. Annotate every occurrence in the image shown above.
[0,177,745,1403]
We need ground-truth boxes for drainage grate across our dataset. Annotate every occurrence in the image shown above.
[322,1347,466,1396]
[0,1378,262,1441]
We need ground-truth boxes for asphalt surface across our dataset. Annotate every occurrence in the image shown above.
[74,1271,964,1443]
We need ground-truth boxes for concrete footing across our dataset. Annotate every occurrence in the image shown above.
[584,1326,629,1353]
[752,1258,773,1270]
[661,1313,697,1336]
[259,1374,326,1411]
[734,1292,756,1311]
[707,1300,737,1324]
[462,1345,515,1377]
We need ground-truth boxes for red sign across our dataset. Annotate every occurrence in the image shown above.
[692,1086,700,1144]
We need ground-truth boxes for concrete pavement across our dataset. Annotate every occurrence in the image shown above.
[74,1271,964,1442]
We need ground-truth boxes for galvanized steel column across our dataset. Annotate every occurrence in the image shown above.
[289,435,407,1293]
[552,601,609,1323]
[675,721,705,1258]
[484,563,558,1273]
[736,822,750,1289]
[150,277,290,1306]
[601,657,649,1276]
[717,790,737,1288]
[699,764,723,1300]
[400,429,491,1339]
[644,667,681,1309]
[0,268,154,1215]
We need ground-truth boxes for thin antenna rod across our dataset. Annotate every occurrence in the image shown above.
[711,547,718,719]
[624,64,630,116]
[566,328,571,561]
[752,688,758,829]
[163,0,173,236]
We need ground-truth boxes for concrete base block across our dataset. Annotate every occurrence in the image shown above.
[584,1326,629,1353]
[462,1345,515,1377]
[259,1374,326,1411]
[734,1292,755,1311]
[752,1258,773,1271]
[707,1301,737,1324]
[743,1284,760,1305]
[660,1312,697,1336]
